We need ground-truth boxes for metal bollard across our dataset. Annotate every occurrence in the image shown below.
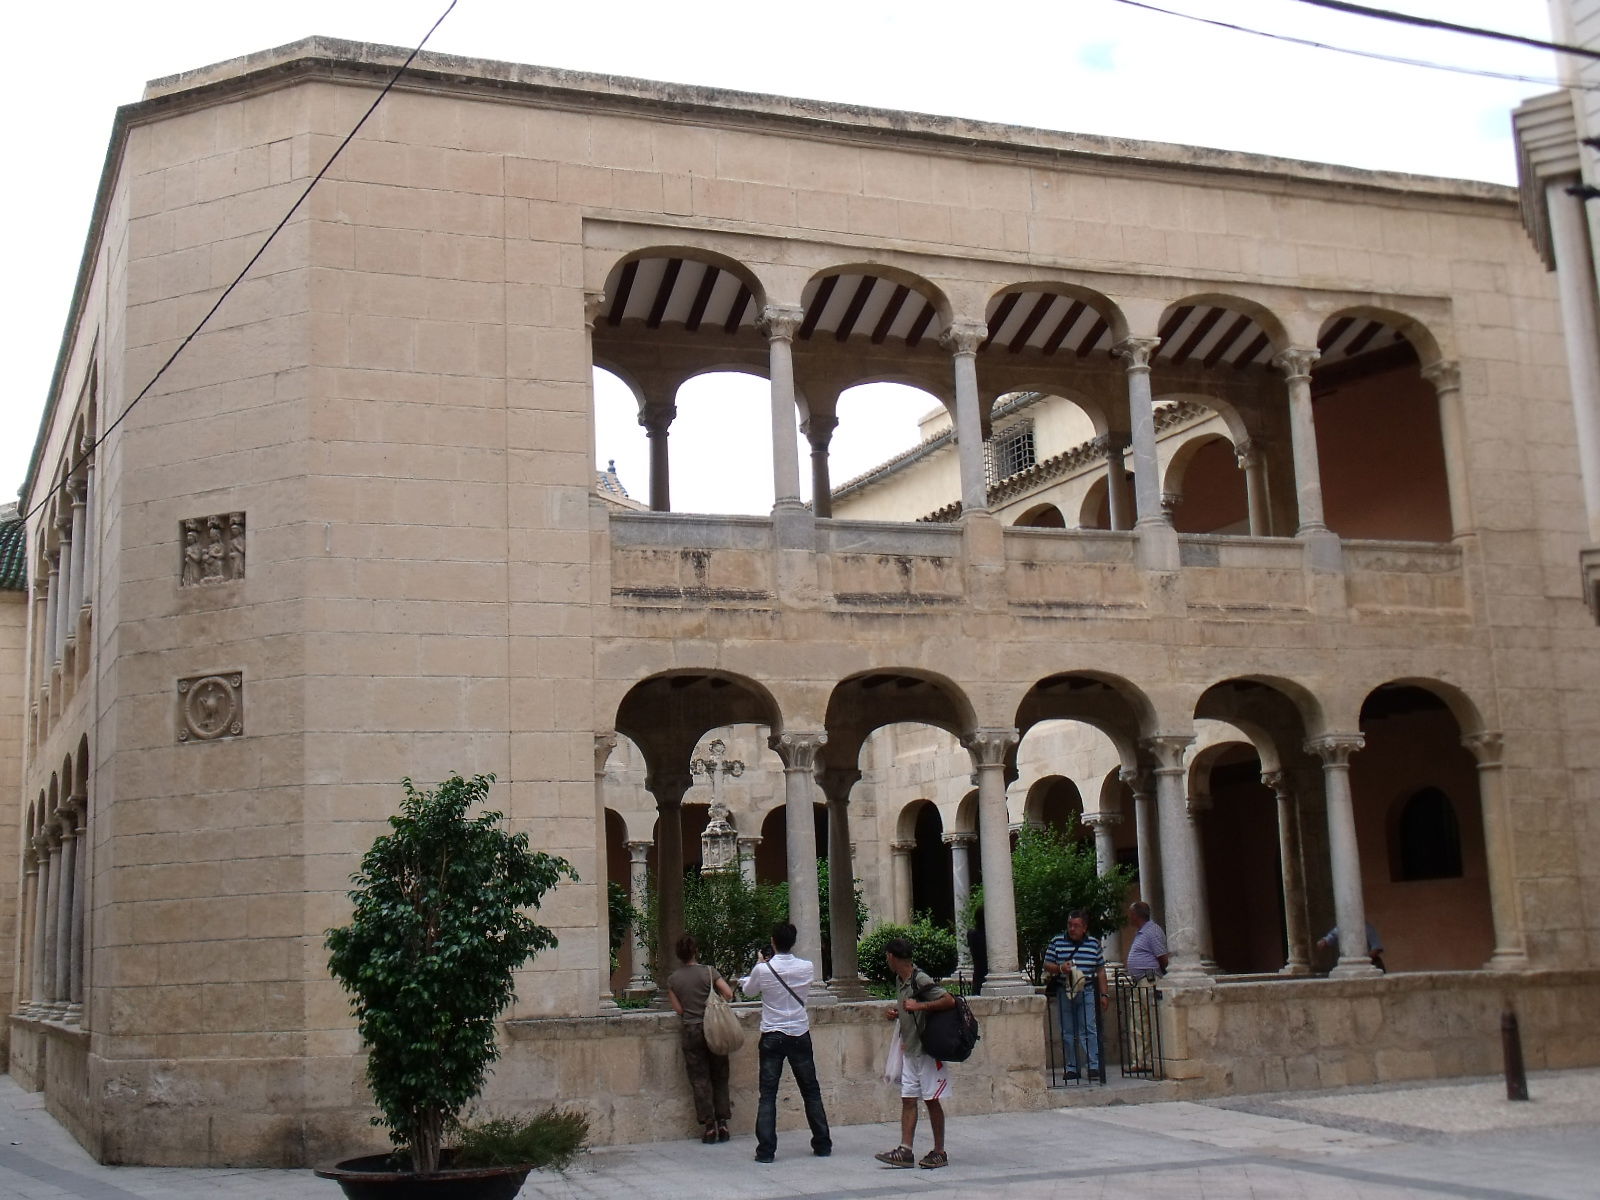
[1501,1009,1529,1101]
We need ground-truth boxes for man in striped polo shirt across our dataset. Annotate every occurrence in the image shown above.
[1044,910,1109,1082]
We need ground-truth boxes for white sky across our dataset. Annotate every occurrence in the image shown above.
[1,1,1562,514]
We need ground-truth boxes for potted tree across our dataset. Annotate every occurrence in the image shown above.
[317,773,576,1198]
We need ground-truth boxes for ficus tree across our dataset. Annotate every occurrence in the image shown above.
[326,773,575,1173]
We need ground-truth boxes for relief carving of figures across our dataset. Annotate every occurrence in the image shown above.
[179,512,246,586]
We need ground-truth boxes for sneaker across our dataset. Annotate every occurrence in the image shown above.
[918,1149,949,1170]
[754,1153,775,1164]
[1065,1070,1080,1081]
[875,1145,915,1168]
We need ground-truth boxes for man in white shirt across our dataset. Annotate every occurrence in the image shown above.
[739,921,833,1163]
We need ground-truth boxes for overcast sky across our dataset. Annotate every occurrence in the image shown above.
[2,1,1561,513]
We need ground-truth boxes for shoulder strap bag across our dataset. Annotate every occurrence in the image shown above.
[701,964,745,1055]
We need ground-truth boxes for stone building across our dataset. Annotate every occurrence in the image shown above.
[7,36,1600,1167]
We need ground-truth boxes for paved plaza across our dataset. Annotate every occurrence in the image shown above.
[1,1068,1596,1199]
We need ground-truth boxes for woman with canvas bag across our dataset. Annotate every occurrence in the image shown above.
[667,933,739,1143]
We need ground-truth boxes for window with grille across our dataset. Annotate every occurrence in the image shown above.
[987,421,1036,485]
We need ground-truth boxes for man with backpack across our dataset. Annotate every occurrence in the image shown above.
[875,937,957,1170]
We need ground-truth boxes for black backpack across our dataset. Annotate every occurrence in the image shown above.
[921,992,981,1063]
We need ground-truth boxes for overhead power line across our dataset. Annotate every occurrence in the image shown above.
[1288,0,1600,64]
[1106,0,1599,91]
[25,1,460,525]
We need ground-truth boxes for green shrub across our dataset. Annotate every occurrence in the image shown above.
[451,1107,590,1171]
[1011,824,1134,985]
[641,869,790,988]
[857,913,958,986]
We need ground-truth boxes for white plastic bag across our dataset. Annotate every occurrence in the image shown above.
[882,1026,904,1084]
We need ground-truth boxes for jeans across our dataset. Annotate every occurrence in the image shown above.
[755,1030,831,1159]
[1059,985,1100,1075]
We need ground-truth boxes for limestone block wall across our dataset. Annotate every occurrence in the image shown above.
[1161,969,1600,1095]
[0,590,23,1061]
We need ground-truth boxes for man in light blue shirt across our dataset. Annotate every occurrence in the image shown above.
[1125,902,1169,981]
[739,922,832,1162]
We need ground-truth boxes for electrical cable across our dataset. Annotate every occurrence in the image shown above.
[1105,0,1598,91]
[24,0,460,525]
[1286,0,1600,64]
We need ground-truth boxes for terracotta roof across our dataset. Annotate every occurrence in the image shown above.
[0,503,25,591]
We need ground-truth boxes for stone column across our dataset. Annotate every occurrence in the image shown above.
[67,479,87,623]
[639,405,675,512]
[737,836,760,884]
[53,811,77,1014]
[54,513,74,660]
[805,415,838,519]
[625,839,656,998]
[821,767,866,998]
[890,840,915,925]
[1236,439,1271,536]
[964,728,1031,994]
[43,552,60,668]
[770,731,826,968]
[941,321,991,514]
[41,826,62,1010]
[1273,348,1331,537]
[1123,767,1162,916]
[1080,813,1122,963]
[29,834,51,1014]
[760,306,806,510]
[944,831,978,974]
[593,734,619,1010]
[1305,734,1379,978]
[1097,434,1134,531]
[1420,362,1475,539]
[1462,732,1529,969]
[20,851,39,1014]
[1545,180,1600,545]
[1262,770,1312,975]
[645,770,691,984]
[1183,792,1219,973]
[1144,736,1206,982]
[66,798,87,1021]
[1112,338,1168,529]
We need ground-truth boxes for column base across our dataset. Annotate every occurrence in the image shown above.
[1134,520,1179,571]
[977,970,1036,997]
[1199,957,1222,976]
[1329,958,1382,979]
[1278,961,1313,977]
[1485,948,1531,971]
[624,981,657,1003]
[826,976,870,1002]
[1158,963,1214,988]
[596,994,620,1012]
[1298,527,1343,572]
[808,987,841,1007]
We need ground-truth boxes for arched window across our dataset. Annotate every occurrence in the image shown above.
[1395,787,1462,881]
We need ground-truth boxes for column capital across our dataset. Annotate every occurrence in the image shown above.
[941,831,978,847]
[1140,734,1193,773]
[1272,346,1320,381]
[54,511,73,537]
[1112,336,1161,371]
[737,834,762,849]
[961,727,1019,768]
[1462,730,1504,767]
[938,320,987,356]
[637,405,677,437]
[890,839,917,856]
[1184,793,1212,817]
[594,731,618,775]
[1260,769,1292,799]
[758,304,805,342]
[769,729,827,771]
[1119,765,1155,798]
[582,290,607,331]
[1160,490,1183,514]
[1421,359,1461,393]
[802,414,839,451]
[1080,811,1122,829]
[625,838,652,861]
[818,765,861,803]
[645,771,693,807]
[1092,432,1132,457]
[1235,438,1263,469]
[1305,733,1364,765]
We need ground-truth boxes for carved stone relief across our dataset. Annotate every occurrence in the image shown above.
[177,673,243,742]
[180,513,245,586]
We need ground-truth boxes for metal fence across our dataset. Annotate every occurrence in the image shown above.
[1044,980,1108,1087]
[1111,966,1164,1080]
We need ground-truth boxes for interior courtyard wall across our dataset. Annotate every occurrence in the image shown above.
[0,586,23,1058]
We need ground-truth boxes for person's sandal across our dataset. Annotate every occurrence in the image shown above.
[701,1123,718,1144]
[716,1121,730,1143]
[875,1145,915,1168]
[918,1149,949,1169]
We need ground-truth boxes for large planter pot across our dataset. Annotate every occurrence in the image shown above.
[314,1153,531,1200]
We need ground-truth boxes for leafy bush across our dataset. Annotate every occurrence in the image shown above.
[326,774,575,1174]
[1011,824,1133,985]
[641,869,790,988]
[451,1107,590,1171]
[858,913,958,986]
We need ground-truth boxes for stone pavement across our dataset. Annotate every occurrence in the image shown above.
[2,1069,1597,1199]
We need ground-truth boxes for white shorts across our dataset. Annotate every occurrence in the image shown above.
[900,1049,950,1102]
